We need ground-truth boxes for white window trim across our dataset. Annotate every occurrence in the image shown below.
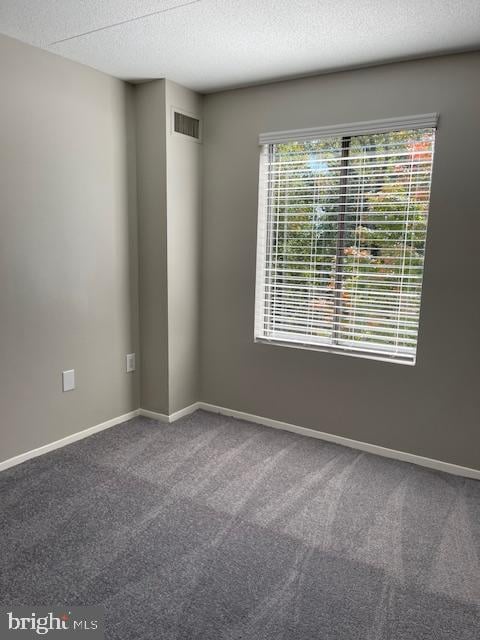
[254,115,438,366]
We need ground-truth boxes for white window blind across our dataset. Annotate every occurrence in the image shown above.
[254,115,437,365]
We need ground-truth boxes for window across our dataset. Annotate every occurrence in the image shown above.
[254,114,437,365]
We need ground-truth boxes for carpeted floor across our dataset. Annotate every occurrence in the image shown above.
[0,410,479,639]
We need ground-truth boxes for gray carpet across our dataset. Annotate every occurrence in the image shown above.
[1,410,479,639]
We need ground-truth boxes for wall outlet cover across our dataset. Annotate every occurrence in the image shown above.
[62,369,75,392]
[126,353,136,373]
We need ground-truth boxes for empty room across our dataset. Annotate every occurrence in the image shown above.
[0,1,479,638]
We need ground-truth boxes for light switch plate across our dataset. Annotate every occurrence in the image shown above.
[62,369,75,392]
[126,353,136,373]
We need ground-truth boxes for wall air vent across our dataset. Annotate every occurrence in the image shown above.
[173,110,201,140]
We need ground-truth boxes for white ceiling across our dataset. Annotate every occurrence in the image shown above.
[1,0,479,93]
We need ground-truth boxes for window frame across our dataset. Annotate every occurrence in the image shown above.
[254,114,438,365]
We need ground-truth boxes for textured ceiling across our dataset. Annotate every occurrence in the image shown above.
[0,0,479,92]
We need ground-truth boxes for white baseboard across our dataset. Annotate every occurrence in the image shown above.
[169,402,201,422]
[138,403,200,424]
[0,409,140,473]
[0,403,199,473]
[137,408,170,423]
[196,402,480,481]
[2,401,478,481]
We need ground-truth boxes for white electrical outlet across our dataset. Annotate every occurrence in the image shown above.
[62,369,75,392]
[126,353,136,373]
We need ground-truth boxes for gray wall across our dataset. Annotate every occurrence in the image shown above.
[0,35,139,461]
[200,52,480,470]
[135,79,202,414]
[1,35,478,471]
[135,79,169,414]
[165,80,202,413]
